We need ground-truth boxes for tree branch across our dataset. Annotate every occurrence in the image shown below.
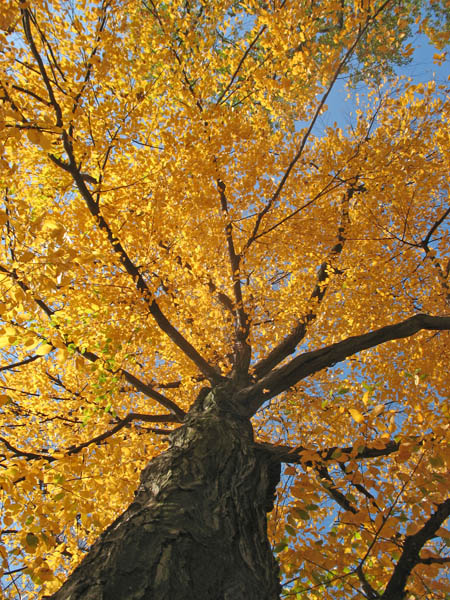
[0,436,55,462]
[256,439,401,466]
[0,265,185,418]
[66,412,180,455]
[316,464,358,513]
[244,4,385,248]
[356,564,380,599]
[253,184,355,378]
[380,498,450,600]
[49,150,222,383]
[0,354,43,372]
[0,412,179,462]
[22,2,221,385]
[217,179,251,380]
[20,4,63,127]
[239,314,450,414]
[216,25,267,105]
[417,556,450,565]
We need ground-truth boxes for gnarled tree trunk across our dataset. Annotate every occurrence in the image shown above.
[49,387,281,600]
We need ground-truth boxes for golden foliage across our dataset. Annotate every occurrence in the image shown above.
[0,0,449,597]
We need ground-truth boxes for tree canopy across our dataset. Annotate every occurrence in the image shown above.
[0,0,449,598]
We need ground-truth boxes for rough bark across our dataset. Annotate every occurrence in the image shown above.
[48,386,281,600]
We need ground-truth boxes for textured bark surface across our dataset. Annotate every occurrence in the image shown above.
[48,387,281,600]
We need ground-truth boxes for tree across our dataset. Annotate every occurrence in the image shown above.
[0,0,449,597]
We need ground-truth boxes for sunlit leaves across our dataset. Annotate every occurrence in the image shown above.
[0,0,449,597]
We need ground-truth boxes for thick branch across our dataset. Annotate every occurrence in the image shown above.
[20,4,63,127]
[380,498,450,600]
[23,0,220,385]
[339,462,380,509]
[157,240,236,317]
[417,556,450,565]
[0,436,54,462]
[239,314,450,414]
[256,439,401,465]
[120,370,185,420]
[316,464,357,513]
[253,185,354,378]
[218,180,251,379]
[356,564,380,600]
[66,412,180,455]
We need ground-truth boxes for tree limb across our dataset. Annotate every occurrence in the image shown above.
[21,6,222,384]
[217,179,251,380]
[244,2,388,249]
[253,184,355,378]
[316,464,358,513]
[0,354,43,372]
[380,498,450,600]
[240,314,450,414]
[0,265,186,418]
[0,412,179,462]
[255,438,402,465]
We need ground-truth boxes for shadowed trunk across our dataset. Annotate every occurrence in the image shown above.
[48,387,281,600]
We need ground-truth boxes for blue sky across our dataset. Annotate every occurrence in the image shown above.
[315,31,449,135]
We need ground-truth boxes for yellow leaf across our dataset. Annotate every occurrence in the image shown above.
[35,343,53,356]
[0,394,10,406]
[26,129,53,151]
[56,348,68,363]
[433,51,446,66]
[371,404,385,418]
[0,335,10,349]
[349,408,365,424]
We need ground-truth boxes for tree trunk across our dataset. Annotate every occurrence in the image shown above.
[48,387,281,600]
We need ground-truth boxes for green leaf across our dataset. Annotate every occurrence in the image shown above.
[285,524,296,536]
[273,541,288,553]
[25,532,39,548]
[294,508,310,520]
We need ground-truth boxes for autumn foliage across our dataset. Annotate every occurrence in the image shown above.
[0,0,449,598]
